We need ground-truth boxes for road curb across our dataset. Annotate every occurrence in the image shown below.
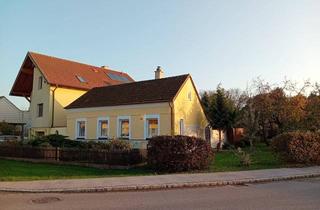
[1,172,320,193]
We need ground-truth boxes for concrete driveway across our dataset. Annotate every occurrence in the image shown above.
[1,177,320,210]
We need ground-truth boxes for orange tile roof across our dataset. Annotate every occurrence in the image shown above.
[10,52,134,97]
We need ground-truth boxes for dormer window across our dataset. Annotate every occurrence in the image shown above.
[76,75,87,83]
[38,76,43,89]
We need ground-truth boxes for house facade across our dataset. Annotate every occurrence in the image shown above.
[10,52,133,137]
[65,73,209,145]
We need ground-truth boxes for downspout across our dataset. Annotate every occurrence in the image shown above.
[51,85,58,128]
[169,102,175,136]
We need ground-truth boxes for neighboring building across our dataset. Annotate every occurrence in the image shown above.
[10,52,134,137]
[65,72,209,147]
[0,96,30,138]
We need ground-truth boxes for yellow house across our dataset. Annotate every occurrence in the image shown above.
[10,52,134,137]
[65,69,209,147]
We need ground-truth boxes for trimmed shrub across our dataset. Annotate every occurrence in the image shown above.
[107,139,131,151]
[0,122,15,135]
[0,139,22,146]
[46,134,69,147]
[147,135,214,173]
[271,131,320,164]
[27,134,69,148]
[85,139,131,151]
[26,135,132,152]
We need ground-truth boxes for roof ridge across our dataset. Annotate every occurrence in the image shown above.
[28,51,100,68]
[28,51,128,75]
[92,74,190,90]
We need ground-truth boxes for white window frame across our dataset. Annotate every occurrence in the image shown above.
[144,114,160,139]
[96,117,110,139]
[117,116,131,139]
[75,118,87,139]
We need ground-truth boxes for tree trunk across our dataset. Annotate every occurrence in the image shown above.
[217,129,222,152]
[262,125,270,146]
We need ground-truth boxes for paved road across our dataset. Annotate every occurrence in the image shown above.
[1,178,320,210]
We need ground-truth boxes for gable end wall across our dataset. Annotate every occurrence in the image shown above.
[173,77,208,138]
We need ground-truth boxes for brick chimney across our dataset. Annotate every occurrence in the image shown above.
[155,66,164,79]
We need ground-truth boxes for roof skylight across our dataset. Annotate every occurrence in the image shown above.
[76,75,87,83]
[107,73,129,82]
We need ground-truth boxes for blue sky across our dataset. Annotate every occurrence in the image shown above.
[1,0,320,110]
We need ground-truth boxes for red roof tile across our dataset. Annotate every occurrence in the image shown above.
[10,52,134,97]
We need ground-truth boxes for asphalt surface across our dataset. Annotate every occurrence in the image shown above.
[1,177,320,210]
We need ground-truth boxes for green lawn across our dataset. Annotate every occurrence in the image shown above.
[0,159,152,181]
[0,144,286,181]
[210,143,285,172]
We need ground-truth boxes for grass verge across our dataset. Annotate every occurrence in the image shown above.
[0,159,152,181]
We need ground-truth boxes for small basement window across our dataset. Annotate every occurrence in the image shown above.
[36,131,45,137]
[76,75,87,83]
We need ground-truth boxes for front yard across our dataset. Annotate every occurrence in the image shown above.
[0,144,286,181]
[210,143,285,172]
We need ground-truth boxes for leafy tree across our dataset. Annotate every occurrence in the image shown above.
[200,91,211,121]
[239,98,259,147]
[285,94,307,131]
[210,86,234,150]
[201,78,320,148]
[304,93,320,131]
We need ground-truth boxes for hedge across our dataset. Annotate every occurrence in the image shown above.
[147,135,214,173]
[271,131,320,164]
[26,135,131,151]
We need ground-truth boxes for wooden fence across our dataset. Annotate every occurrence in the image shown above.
[0,145,145,165]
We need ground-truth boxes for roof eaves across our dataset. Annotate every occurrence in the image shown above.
[9,53,34,96]
[49,83,92,91]
[65,100,170,110]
